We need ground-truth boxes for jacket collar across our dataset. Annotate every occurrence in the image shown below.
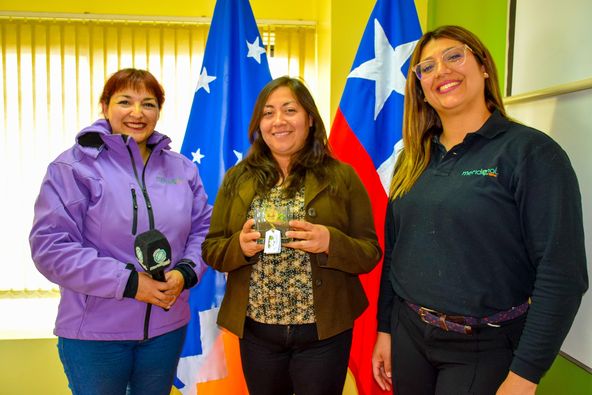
[304,170,330,206]
[75,118,171,159]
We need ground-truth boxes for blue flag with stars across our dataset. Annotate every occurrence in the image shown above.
[176,0,272,394]
[180,0,272,201]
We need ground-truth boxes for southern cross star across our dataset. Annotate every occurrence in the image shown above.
[246,37,266,64]
[191,148,205,164]
[195,67,217,93]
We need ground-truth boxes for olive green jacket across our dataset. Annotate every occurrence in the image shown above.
[202,161,382,340]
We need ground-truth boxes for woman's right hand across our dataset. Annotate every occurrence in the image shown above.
[135,272,176,309]
[372,332,393,391]
[239,218,264,257]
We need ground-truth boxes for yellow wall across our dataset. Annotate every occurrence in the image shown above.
[1,0,316,20]
[0,339,69,395]
[1,0,427,126]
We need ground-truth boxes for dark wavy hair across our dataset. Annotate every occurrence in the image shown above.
[224,76,335,197]
[100,68,165,110]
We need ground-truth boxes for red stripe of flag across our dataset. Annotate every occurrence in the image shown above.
[329,109,387,395]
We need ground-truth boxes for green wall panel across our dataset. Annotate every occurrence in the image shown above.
[426,0,507,92]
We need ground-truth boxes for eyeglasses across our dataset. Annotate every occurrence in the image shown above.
[413,44,474,80]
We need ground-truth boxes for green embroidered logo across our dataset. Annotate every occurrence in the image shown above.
[461,167,498,177]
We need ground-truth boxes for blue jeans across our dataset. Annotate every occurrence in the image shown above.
[57,325,187,395]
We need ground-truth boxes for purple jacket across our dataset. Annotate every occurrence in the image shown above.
[29,119,211,340]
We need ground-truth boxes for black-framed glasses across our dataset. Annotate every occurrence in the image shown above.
[413,44,474,80]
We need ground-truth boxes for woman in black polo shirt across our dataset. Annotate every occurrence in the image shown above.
[372,25,587,395]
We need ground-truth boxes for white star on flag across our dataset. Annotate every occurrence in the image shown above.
[246,37,267,64]
[195,67,217,93]
[347,19,417,120]
[233,150,243,164]
[191,148,205,164]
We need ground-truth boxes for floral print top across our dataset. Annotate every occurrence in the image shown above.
[246,185,315,324]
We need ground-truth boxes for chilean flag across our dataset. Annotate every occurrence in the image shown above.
[328,0,421,394]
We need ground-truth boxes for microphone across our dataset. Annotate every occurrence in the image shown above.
[134,229,172,282]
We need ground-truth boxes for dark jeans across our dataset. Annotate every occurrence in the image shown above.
[57,325,187,395]
[239,317,353,395]
[390,298,526,395]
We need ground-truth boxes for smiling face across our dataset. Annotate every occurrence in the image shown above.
[259,86,312,170]
[418,38,488,118]
[101,87,160,148]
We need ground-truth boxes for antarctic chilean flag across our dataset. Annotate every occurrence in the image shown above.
[328,0,421,394]
[176,0,271,394]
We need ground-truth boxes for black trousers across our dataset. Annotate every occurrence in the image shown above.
[239,317,353,395]
[390,298,526,395]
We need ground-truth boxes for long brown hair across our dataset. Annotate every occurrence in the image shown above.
[389,25,507,200]
[224,76,335,197]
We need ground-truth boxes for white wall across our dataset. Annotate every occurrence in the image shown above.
[507,0,592,370]
[506,91,592,370]
[509,0,592,95]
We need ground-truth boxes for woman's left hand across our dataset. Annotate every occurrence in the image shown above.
[283,220,330,254]
[162,270,185,309]
[496,371,537,395]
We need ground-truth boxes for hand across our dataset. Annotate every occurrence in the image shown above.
[283,220,330,253]
[239,218,264,257]
[135,272,177,309]
[372,332,392,391]
[162,269,185,309]
[496,371,537,395]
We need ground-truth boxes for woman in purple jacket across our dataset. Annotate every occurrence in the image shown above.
[29,68,211,395]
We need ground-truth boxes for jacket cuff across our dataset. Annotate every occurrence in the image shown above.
[174,259,198,289]
[123,266,139,298]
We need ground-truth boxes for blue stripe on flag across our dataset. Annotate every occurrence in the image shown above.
[175,0,272,393]
[339,0,422,169]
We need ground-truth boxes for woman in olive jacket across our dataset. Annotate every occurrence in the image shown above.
[202,76,381,395]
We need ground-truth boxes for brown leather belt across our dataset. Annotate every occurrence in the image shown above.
[405,300,529,335]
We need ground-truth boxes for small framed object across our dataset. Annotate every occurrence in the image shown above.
[253,205,291,249]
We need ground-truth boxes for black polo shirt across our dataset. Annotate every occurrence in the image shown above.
[378,110,588,383]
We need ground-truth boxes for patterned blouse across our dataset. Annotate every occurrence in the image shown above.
[246,185,316,324]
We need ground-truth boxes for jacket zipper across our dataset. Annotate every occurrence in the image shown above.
[131,188,138,235]
[126,147,155,229]
[126,144,155,340]
[144,304,153,341]
[141,166,155,230]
